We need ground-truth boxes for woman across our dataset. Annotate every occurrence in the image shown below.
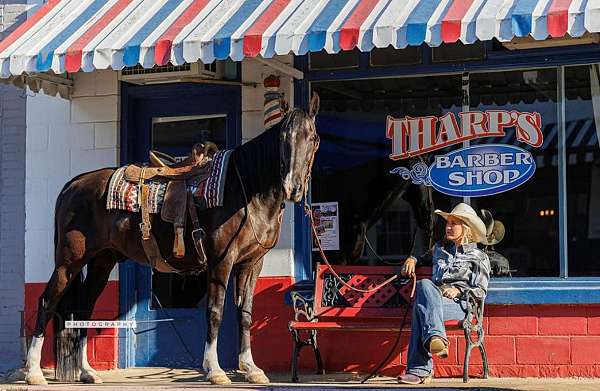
[398,203,491,385]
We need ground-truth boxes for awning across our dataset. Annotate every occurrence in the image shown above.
[1,0,600,77]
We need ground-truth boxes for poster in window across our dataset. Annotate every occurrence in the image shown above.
[311,202,340,251]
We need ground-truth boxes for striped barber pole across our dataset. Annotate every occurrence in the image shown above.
[264,74,283,129]
[1,0,600,76]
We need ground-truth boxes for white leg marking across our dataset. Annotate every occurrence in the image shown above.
[239,348,256,370]
[25,336,47,385]
[239,347,269,384]
[203,339,230,385]
[79,336,102,384]
[203,339,220,373]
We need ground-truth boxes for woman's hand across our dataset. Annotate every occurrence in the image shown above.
[401,257,417,277]
[441,285,462,299]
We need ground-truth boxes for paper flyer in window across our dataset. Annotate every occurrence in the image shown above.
[311,202,340,251]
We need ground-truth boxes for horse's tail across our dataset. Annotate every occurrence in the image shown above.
[53,182,86,382]
[53,270,85,382]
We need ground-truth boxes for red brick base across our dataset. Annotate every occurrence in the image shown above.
[254,281,600,378]
[24,278,600,378]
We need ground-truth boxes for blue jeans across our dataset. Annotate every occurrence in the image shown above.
[406,279,467,377]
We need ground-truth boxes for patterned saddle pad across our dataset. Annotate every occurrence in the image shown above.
[106,150,232,213]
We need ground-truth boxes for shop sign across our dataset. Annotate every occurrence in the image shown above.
[387,110,543,160]
[388,110,543,197]
[430,144,535,196]
[390,144,537,197]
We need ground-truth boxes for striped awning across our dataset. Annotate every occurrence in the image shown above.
[1,0,600,77]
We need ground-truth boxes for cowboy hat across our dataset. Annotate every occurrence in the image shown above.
[435,203,487,243]
[479,209,506,246]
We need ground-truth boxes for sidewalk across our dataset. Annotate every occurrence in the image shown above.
[3,368,600,391]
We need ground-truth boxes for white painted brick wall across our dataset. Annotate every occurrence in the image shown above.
[25,71,121,285]
[0,0,29,373]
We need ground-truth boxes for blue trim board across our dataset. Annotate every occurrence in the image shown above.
[487,279,600,304]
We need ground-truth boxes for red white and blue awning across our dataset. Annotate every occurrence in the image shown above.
[1,0,600,76]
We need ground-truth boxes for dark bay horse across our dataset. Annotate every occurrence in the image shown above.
[23,95,321,386]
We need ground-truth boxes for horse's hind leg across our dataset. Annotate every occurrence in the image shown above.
[26,228,93,385]
[203,255,234,385]
[25,262,84,385]
[236,258,269,384]
[77,251,119,384]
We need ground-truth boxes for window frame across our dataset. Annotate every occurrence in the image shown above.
[297,44,600,304]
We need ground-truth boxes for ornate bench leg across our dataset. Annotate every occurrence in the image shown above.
[310,331,324,375]
[463,335,472,383]
[291,332,303,383]
[479,343,489,379]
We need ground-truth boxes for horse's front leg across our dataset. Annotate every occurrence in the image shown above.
[203,255,234,385]
[236,258,269,384]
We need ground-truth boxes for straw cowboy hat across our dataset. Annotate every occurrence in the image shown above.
[435,203,487,243]
[479,209,506,246]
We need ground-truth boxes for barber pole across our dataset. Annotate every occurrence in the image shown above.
[264,75,283,130]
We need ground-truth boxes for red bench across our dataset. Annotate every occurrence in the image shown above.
[288,264,489,383]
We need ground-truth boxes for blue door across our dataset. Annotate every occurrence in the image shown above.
[119,83,241,368]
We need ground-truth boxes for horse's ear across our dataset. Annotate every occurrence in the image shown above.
[309,93,320,118]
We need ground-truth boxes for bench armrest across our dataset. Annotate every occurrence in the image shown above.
[290,291,316,322]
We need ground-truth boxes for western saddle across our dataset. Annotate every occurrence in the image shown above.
[125,142,218,273]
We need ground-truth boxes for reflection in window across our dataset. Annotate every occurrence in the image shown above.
[469,69,559,277]
[565,65,600,276]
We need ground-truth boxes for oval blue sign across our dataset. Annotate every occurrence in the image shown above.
[429,144,536,197]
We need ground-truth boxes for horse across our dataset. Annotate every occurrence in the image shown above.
[23,94,321,386]
[311,155,434,265]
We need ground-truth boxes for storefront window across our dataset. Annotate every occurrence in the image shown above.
[312,68,561,278]
[565,65,600,276]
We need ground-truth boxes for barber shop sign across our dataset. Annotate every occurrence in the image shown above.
[387,110,543,197]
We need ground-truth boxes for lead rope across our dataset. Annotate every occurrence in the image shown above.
[305,205,412,295]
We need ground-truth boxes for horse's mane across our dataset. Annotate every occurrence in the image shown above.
[232,108,310,197]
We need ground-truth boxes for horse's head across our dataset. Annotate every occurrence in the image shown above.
[280,94,320,202]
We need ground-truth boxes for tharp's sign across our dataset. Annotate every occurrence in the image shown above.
[388,110,544,197]
[387,110,542,160]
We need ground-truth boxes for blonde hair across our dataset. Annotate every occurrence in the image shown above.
[460,224,475,244]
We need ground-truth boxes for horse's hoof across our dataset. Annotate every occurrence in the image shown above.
[208,373,232,385]
[25,372,48,385]
[80,370,103,384]
[246,371,270,384]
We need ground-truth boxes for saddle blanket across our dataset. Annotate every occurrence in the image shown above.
[106,149,232,213]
